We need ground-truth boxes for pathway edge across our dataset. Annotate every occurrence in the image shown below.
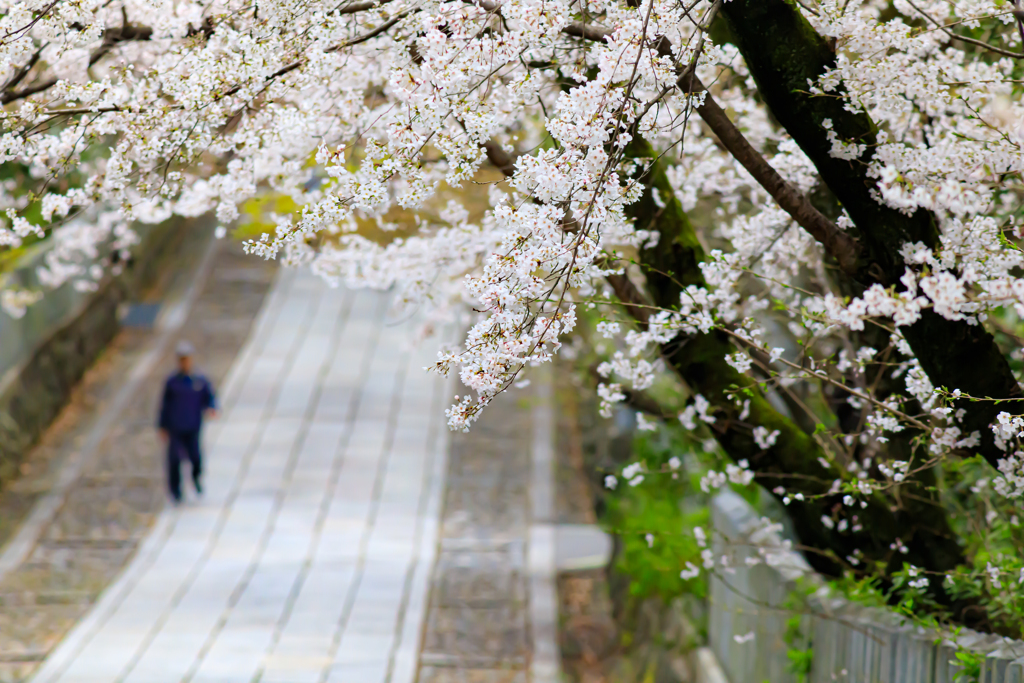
[530,367,561,683]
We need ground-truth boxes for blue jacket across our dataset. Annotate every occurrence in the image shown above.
[159,372,216,433]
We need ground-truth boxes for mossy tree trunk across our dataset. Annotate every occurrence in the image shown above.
[623,137,991,630]
[717,0,1022,467]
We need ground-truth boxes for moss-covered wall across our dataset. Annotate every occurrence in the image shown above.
[0,218,203,484]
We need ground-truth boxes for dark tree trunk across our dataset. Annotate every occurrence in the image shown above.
[717,0,1022,467]
[622,137,993,631]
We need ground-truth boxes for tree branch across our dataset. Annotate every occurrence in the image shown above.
[32,11,412,119]
[904,0,1024,59]
[1,20,207,105]
[621,135,987,631]
[605,272,651,328]
[720,0,1023,472]
[482,140,516,177]
[475,115,988,629]
[563,19,613,42]
[0,50,41,97]
[558,16,862,276]
[337,0,394,15]
[686,79,861,275]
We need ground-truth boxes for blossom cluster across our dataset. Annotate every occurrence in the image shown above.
[0,0,1023,619]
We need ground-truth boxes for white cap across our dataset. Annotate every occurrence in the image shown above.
[176,340,195,358]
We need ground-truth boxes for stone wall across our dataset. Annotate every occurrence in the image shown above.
[0,219,203,483]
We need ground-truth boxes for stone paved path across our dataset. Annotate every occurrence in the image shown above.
[415,374,560,683]
[28,270,452,683]
[0,236,276,683]
[418,390,532,683]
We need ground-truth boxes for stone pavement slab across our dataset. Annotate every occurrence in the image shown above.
[417,375,562,683]
[0,239,276,683]
[29,270,452,683]
[554,525,612,573]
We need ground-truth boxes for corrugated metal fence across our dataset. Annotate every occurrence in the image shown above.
[707,490,1024,682]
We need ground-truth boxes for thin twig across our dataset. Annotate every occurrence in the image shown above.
[904,0,1023,59]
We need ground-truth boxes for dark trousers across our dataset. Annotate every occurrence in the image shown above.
[167,430,202,501]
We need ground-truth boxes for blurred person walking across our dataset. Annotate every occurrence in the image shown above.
[158,341,217,504]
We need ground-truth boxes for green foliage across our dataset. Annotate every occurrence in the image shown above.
[937,452,1024,635]
[952,647,983,683]
[0,164,52,274]
[603,427,711,604]
[786,646,814,682]
[782,584,814,683]
[237,193,301,242]
[608,491,709,603]
[0,245,28,275]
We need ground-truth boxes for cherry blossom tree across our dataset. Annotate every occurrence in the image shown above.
[1,0,1023,633]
